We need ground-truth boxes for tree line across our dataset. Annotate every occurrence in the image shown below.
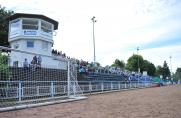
[111,54,180,82]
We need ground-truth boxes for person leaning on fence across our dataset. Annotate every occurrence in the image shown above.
[33,55,37,64]
[30,56,38,71]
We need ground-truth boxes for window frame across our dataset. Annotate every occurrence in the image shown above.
[10,19,20,33]
[22,18,39,30]
[27,40,34,48]
[41,20,53,34]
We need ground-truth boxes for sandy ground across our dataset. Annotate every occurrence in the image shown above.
[0,85,181,118]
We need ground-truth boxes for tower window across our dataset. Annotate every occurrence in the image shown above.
[10,19,20,33]
[41,20,52,34]
[22,19,38,30]
[27,41,34,48]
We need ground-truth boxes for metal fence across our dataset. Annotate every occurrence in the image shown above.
[79,80,153,93]
[0,46,85,111]
[0,80,153,110]
[0,81,68,108]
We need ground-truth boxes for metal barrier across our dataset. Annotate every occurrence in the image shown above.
[78,80,153,93]
[0,80,153,110]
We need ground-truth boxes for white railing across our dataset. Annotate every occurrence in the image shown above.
[0,80,154,109]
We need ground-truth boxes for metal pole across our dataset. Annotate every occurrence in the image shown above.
[51,81,54,98]
[89,81,92,93]
[67,61,70,97]
[137,47,140,73]
[169,56,172,76]
[169,56,173,83]
[101,82,104,92]
[18,82,22,101]
[91,16,96,66]
[93,20,95,65]
[137,47,140,87]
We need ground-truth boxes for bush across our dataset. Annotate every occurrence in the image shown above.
[0,52,10,80]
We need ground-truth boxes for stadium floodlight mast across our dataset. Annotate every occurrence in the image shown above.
[137,47,140,73]
[91,16,97,67]
[169,56,172,79]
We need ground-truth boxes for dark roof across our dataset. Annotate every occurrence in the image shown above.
[7,13,58,30]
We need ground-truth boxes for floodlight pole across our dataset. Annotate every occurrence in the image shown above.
[91,16,97,66]
[169,56,172,79]
[137,47,140,73]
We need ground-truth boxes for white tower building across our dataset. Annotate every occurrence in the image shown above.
[7,13,66,69]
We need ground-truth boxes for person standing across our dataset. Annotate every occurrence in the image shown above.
[33,55,37,64]
[37,55,42,67]
[23,58,29,69]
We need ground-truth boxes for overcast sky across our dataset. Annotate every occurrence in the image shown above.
[1,0,181,72]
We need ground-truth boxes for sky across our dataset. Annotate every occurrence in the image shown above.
[1,0,181,72]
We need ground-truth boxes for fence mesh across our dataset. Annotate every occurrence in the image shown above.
[0,46,83,110]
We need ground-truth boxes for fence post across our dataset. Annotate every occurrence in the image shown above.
[124,81,126,89]
[89,81,92,93]
[67,61,70,97]
[82,84,84,92]
[134,81,136,88]
[111,82,113,90]
[101,82,104,92]
[73,82,76,96]
[18,81,22,101]
[51,81,54,98]
[37,86,39,96]
[118,82,121,90]
[16,87,19,99]
[142,80,144,88]
[64,86,66,94]
[22,86,24,97]
[129,81,131,88]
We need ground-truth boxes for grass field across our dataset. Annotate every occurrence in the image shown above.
[0,85,181,118]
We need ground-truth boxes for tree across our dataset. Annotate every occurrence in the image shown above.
[126,54,156,75]
[142,60,156,76]
[126,54,144,72]
[173,68,181,82]
[0,51,9,80]
[112,59,125,69]
[155,63,170,80]
[155,65,163,77]
[0,6,14,46]
[162,61,170,80]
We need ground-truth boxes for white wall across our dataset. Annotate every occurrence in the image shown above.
[10,51,67,70]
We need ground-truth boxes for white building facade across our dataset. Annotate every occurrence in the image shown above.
[8,13,67,69]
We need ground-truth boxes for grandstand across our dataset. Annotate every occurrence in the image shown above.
[78,72,125,81]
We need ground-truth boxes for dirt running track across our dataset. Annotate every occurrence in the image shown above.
[0,85,181,118]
